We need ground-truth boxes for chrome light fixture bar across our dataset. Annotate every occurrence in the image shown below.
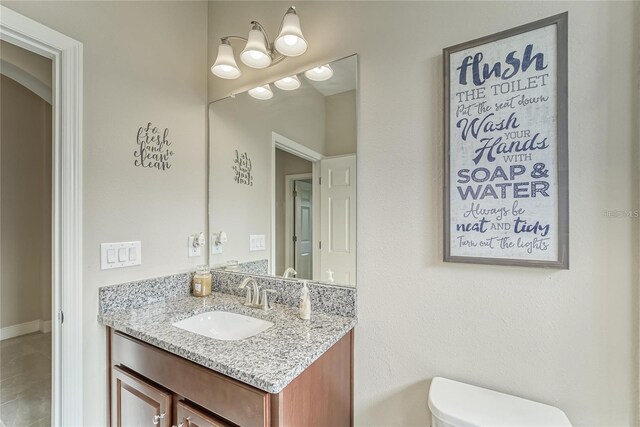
[211,6,308,80]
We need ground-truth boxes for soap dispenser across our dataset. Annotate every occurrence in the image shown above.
[299,281,311,320]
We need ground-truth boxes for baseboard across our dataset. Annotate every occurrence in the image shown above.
[0,319,51,340]
[40,319,52,333]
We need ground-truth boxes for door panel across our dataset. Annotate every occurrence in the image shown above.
[320,156,356,285]
[112,366,171,427]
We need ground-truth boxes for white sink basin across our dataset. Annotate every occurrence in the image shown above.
[172,311,274,341]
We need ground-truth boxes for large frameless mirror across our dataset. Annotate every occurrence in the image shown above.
[208,55,358,286]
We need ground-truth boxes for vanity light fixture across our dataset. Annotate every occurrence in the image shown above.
[248,84,274,100]
[211,40,242,79]
[274,75,301,91]
[240,26,272,68]
[304,64,333,81]
[211,6,307,79]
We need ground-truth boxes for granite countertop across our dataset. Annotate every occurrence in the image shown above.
[98,291,357,393]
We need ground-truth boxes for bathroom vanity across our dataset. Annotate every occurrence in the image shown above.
[99,276,357,427]
[108,328,353,427]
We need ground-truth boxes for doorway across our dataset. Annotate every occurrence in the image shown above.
[275,148,313,278]
[1,6,83,425]
[271,132,323,279]
[284,175,313,280]
[1,40,53,427]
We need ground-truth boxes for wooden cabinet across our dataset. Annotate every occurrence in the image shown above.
[112,366,172,427]
[176,401,232,427]
[108,328,353,427]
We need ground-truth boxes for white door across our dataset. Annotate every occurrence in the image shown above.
[294,180,313,280]
[320,155,356,285]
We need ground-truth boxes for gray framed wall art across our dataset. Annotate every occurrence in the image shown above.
[443,13,569,268]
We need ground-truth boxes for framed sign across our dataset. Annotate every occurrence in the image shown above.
[443,13,568,268]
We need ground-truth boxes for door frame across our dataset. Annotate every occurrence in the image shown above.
[271,132,322,277]
[284,173,313,274]
[0,6,83,426]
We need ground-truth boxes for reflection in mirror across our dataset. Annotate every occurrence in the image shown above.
[208,55,357,286]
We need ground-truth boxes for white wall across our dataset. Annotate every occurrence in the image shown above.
[326,89,357,157]
[1,39,52,89]
[0,74,52,329]
[209,2,639,425]
[3,2,208,425]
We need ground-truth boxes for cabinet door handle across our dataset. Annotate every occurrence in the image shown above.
[172,416,190,427]
[152,412,166,425]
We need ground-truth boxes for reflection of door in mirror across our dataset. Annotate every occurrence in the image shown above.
[293,179,313,280]
[276,148,313,277]
[320,155,357,285]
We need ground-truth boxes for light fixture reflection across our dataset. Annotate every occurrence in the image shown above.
[211,41,241,79]
[248,84,274,100]
[304,64,333,81]
[274,75,301,91]
[275,7,308,57]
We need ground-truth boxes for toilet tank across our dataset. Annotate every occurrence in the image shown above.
[428,377,572,427]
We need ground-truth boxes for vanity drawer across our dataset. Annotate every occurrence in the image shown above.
[111,330,270,427]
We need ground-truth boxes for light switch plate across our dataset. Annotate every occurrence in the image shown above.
[101,241,141,270]
[250,234,266,252]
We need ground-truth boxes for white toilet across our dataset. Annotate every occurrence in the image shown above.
[428,377,572,427]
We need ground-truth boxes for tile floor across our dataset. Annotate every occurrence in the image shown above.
[0,332,51,427]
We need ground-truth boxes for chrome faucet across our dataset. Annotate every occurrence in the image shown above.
[239,277,260,305]
[282,267,297,279]
[238,277,277,311]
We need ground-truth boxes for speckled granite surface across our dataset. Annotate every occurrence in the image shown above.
[98,292,356,393]
[212,270,357,318]
[99,269,357,318]
[99,272,192,315]
[211,259,270,275]
[238,259,269,275]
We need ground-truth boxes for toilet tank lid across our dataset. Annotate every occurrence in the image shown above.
[428,377,572,427]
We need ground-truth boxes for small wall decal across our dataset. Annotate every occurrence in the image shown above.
[134,122,174,171]
[233,150,253,186]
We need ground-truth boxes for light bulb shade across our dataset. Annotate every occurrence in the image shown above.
[240,29,272,68]
[248,84,274,100]
[274,75,301,91]
[275,11,308,56]
[304,64,333,81]
[211,43,241,79]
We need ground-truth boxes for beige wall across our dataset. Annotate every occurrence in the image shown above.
[209,85,325,268]
[209,2,639,425]
[325,89,357,156]
[1,74,52,328]
[3,2,208,425]
[0,40,52,90]
[275,149,312,276]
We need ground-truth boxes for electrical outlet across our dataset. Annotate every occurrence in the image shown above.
[188,235,202,257]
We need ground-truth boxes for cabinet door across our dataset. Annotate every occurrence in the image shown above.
[112,366,172,427]
[176,400,233,427]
